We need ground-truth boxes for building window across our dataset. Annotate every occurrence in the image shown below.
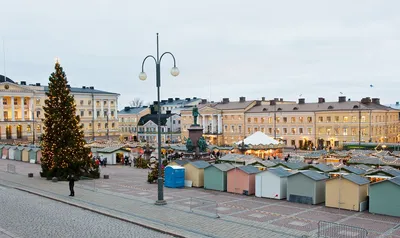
[254,127,258,132]
[36,111,41,118]
[24,100,27,105]
[111,111,114,117]
[88,111,92,116]
[2,99,7,105]
[343,128,348,136]
[261,127,265,133]
[276,128,280,135]
[283,128,288,134]
[291,140,295,146]
[112,123,115,128]
[318,116,323,122]
[224,125,228,132]
[238,125,242,133]
[261,118,265,123]
[352,116,357,122]
[247,127,251,134]
[361,116,366,122]
[307,128,312,134]
[104,100,107,105]
[96,101,100,106]
[334,116,340,122]
[327,128,331,135]
[89,123,92,129]
[81,123,85,128]
[80,100,84,105]
[36,99,40,105]
[88,100,91,105]
[268,117,272,123]
[80,111,84,117]
[231,125,235,133]
[97,111,100,117]
[334,128,339,135]
[351,128,357,136]
[307,117,312,123]
[276,117,280,123]
[343,116,349,122]
[299,128,303,134]
[247,118,251,123]
[299,117,304,123]
[27,125,31,132]
[14,99,18,105]
[291,117,296,123]
[291,128,296,134]
[254,118,258,123]
[268,128,272,134]
[98,123,101,129]
[327,116,331,122]
[283,117,287,123]
[173,120,176,124]
[111,101,114,105]
[36,125,41,132]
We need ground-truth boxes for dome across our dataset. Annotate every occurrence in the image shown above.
[0,75,15,83]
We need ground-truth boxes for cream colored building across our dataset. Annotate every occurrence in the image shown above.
[181,96,400,148]
[118,106,150,141]
[0,76,119,141]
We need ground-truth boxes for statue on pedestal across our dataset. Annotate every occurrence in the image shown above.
[198,136,207,152]
[192,106,200,126]
[186,138,194,152]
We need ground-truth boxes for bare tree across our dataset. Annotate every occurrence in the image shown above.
[129,98,144,107]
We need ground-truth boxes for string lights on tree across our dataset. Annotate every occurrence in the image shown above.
[40,60,98,178]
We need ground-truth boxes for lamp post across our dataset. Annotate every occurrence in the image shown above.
[139,33,179,205]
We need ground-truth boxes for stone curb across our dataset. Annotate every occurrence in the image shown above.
[13,187,185,238]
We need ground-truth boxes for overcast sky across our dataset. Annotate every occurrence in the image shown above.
[1,0,399,108]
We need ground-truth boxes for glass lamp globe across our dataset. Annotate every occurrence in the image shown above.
[139,72,147,81]
[170,67,180,77]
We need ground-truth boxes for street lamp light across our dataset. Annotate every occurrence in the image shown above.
[139,33,179,205]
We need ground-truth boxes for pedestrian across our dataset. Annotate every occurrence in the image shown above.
[67,173,76,197]
[104,157,107,167]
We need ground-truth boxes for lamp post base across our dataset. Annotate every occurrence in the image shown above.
[155,200,167,205]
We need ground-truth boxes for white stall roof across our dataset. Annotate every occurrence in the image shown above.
[236,131,280,146]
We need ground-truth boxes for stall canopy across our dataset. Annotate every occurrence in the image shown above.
[236,131,281,146]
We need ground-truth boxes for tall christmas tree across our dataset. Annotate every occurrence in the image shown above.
[40,61,98,179]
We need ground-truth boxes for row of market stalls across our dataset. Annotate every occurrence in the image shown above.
[167,155,400,216]
[0,145,41,163]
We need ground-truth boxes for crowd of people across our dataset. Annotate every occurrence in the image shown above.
[93,156,107,167]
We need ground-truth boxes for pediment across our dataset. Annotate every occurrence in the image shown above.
[143,120,156,127]
[0,82,37,94]
[199,106,221,114]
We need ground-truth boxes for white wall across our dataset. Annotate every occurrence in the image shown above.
[256,172,284,199]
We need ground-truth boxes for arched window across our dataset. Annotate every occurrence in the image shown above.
[328,106,334,109]
[277,108,282,111]
[353,105,359,109]
[262,108,268,111]
[293,107,298,110]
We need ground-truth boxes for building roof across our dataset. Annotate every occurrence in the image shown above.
[0,75,15,83]
[118,107,148,115]
[247,100,395,113]
[42,86,118,95]
[311,164,337,173]
[192,98,255,111]
[371,176,400,187]
[354,164,373,171]
[341,166,367,175]
[160,97,201,106]
[172,160,189,166]
[267,167,292,177]
[138,113,175,126]
[290,170,328,181]
[97,146,127,153]
[275,161,308,170]
[342,174,370,185]
[238,165,260,174]
[189,160,210,169]
[366,169,400,177]
[212,163,235,172]
[166,165,185,170]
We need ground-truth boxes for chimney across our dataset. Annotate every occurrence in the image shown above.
[201,99,207,104]
[20,81,26,85]
[298,98,305,104]
[361,97,371,104]
[270,100,276,106]
[222,98,230,104]
[280,98,283,102]
[82,86,86,89]
[274,98,279,102]
[89,86,94,89]
[175,98,180,101]
[35,83,41,86]
[396,102,399,106]
[185,98,190,101]
[318,97,325,103]
[338,96,346,103]
[161,100,167,103]
[166,110,171,114]
[261,97,265,101]
[168,98,173,102]
[239,97,246,102]
[193,97,197,99]
[372,98,380,104]
[66,84,71,88]
[124,106,130,111]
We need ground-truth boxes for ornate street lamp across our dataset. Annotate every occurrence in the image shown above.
[139,33,179,205]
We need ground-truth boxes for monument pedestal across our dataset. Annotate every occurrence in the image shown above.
[184,125,210,161]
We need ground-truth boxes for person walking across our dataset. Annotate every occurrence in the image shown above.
[67,173,76,197]
[104,157,107,167]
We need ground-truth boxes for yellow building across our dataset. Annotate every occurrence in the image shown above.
[118,106,150,142]
[181,96,399,148]
[0,76,119,141]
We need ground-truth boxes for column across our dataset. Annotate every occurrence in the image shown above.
[202,115,206,132]
[100,100,104,118]
[93,98,97,119]
[29,97,33,120]
[217,114,222,134]
[11,96,15,121]
[0,97,3,121]
[211,115,215,133]
[21,97,25,121]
